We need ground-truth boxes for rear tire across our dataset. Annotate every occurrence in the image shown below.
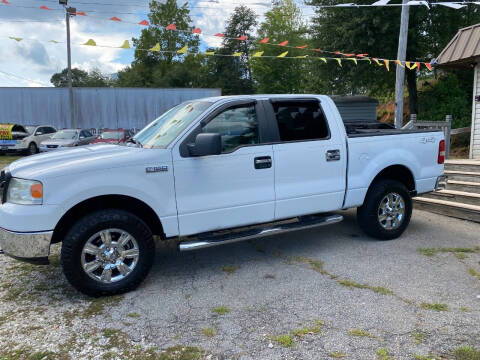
[61,209,155,297]
[27,142,38,155]
[357,179,412,240]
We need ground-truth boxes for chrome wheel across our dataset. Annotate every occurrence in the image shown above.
[378,192,405,230]
[81,229,140,284]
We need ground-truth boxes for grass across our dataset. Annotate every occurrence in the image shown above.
[376,348,391,360]
[293,257,329,275]
[0,347,60,360]
[221,265,239,275]
[158,346,204,360]
[0,155,21,168]
[337,280,394,295]
[83,295,124,318]
[127,312,141,318]
[211,306,230,315]
[348,328,376,338]
[468,267,480,281]
[417,247,479,257]
[453,346,480,360]
[420,302,448,312]
[271,334,295,348]
[292,325,321,337]
[414,331,425,344]
[460,307,471,312]
[330,351,348,358]
[414,355,435,360]
[201,327,216,338]
[102,328,120,338]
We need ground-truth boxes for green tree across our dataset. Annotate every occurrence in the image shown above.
[251,0,309,93]
[116,0,200,88]
[205,5,258,94]
[50,68,113,87]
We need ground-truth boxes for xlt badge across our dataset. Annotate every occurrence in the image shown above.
[146,166,168,173]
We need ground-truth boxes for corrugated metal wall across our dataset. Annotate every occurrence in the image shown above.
[0,87,221,131]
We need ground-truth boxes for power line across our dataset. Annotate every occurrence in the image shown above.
[0,69,51,86]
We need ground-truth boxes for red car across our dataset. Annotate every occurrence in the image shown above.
[91,129,133,145]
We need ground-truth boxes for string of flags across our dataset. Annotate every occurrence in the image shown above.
[4,35,434,71]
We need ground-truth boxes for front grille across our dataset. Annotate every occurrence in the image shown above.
[0,170,12,204]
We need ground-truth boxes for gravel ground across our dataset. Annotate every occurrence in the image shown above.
[0,209,479,360]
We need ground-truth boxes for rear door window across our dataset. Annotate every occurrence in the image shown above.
[271,100,330,142]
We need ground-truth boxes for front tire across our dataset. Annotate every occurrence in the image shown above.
[27,142,38,155]
[61,209,155,297]
[357,179,412,240]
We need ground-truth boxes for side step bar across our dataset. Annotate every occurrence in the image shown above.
[178,213,343,252]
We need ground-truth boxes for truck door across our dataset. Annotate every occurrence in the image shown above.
[265,98,346,220]
[172,100,275,236]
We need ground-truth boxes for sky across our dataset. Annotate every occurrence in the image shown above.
[0,0,314,87]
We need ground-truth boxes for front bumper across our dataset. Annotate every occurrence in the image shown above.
[0,227,52,263]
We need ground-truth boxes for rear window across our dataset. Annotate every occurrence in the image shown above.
[272,101,330,142]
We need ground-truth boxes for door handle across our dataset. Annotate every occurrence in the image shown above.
[326,149,341,162]
[254,156,272,169]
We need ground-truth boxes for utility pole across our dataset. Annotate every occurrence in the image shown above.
[394,0,410,129]
[60,0,76,129]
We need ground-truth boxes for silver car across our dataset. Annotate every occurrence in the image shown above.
[40,129,95,152]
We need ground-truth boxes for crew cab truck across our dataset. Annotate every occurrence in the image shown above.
[0,95,446,297]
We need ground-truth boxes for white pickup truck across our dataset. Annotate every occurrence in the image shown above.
[0,95,446,296]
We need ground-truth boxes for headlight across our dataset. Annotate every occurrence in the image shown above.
[7,178,43,205]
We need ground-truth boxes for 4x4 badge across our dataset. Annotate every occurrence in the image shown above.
[146,166,168,173]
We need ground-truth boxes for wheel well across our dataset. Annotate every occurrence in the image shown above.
[51,195,165,244]
[371,165,415,192]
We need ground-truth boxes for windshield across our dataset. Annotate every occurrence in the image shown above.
[134,101,212,148]
[99,131,123,140]
[25,126,35,134]
[52,130,77,140]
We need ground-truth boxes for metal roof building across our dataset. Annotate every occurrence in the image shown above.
[437,24,480,159]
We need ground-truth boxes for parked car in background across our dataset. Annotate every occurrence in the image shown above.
[0,124,56,155]
[39,129,95,152]
[91,129,133,145]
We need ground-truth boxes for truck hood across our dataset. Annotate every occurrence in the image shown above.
[7,145,167,180]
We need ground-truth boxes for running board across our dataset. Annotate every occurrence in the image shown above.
[178,213,343,252]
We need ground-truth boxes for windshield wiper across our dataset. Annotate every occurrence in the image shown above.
[127,138,143,148]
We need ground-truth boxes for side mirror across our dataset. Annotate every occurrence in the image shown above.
[187,133,221,157]
[79,135,85,139]
[36,132,43,136]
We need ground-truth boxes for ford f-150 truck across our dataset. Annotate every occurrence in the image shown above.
[0,95,446,296]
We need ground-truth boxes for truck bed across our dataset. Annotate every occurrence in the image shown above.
[344,122,441,138]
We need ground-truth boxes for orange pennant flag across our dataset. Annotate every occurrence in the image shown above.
[296,45,308,49]
[260,38,270,44]
[166,23,176,30]
[394,59,404,67]
[192,28,202,34]
[357,53,368,57]
[425,63,433,71]
[384,59,390,71]
[313,49,322,52]
[75,11,87,16]
[215,33,224,37]
[344,53,355,57]
[415,62,421,70]
[1,0,11,4]
[277,41,289,46]
[110,16,122,21]
[40,5,52,10]
[236,35,248,41]
[139,20,149,26]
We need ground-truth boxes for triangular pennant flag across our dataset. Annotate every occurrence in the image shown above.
[150,43,160,52]
[110,16,121,22]
[166,23,176,30]
[139,20,149,26]
[313,49,322,52]
[373,58,383,66]
[394,59,404,67]
[260,38,270,44]
[1,0,11,4]
[40,5,52,10]
[344,53,355,57]
[384,59,390,71]
[232,52,242,57]
[252,51,264,58]
[215,33,224,37]
[425,62,433,71]
[49,40,59,43]
[320,57,327,63]
[415,62,421,70]
[357,53,368,57]
[296,55,308,59]
[277,51,288,58]
[192,28,202,34]
[346,58,358,65]
[277,41,289,46]
[204,51,215,56]
[75,11,87,16]
[119,40,130,49]
[236,35,248,41]
[365,58,372,64]
[9,37,22,42]
[335,58,342,67]
[177,45,188,54]
[406,61,417,70]
[296,45,308,49]
[334,51,342,55]
[83,39,96,46]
